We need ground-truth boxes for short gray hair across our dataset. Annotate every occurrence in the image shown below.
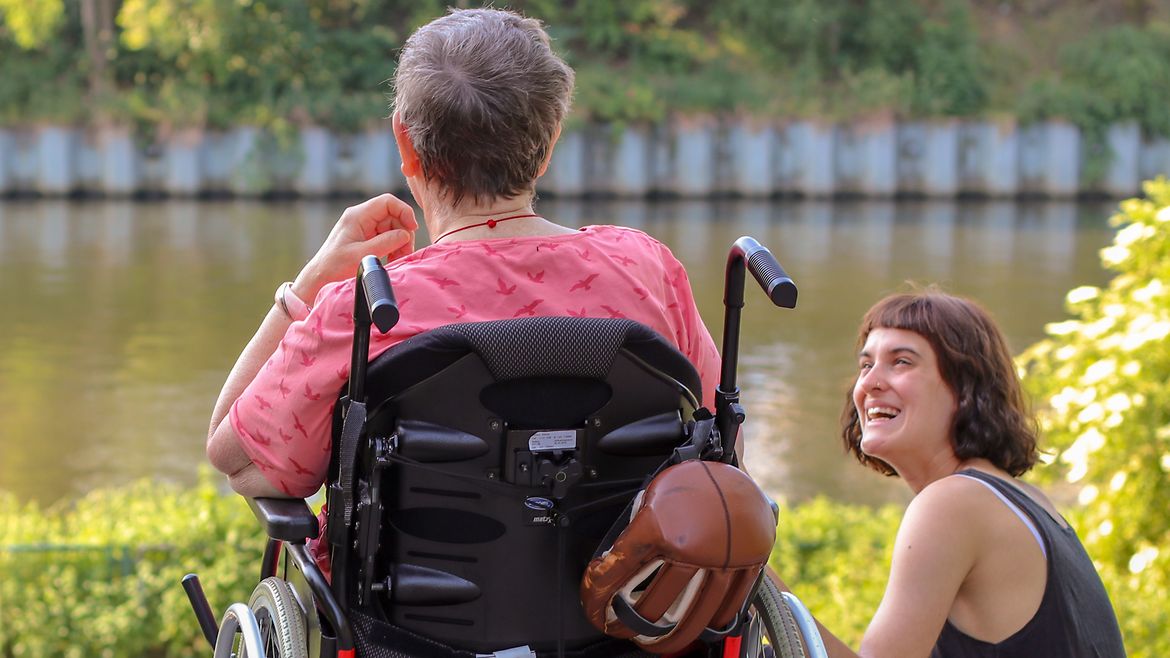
[392,8,575,206]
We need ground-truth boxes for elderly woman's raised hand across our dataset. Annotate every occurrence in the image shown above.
[291,193,418,303]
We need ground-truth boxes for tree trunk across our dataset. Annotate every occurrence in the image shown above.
[80,0,117,119]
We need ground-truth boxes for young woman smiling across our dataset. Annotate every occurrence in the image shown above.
[781,289,1125,658]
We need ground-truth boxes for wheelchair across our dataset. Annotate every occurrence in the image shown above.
[184,237,828,658]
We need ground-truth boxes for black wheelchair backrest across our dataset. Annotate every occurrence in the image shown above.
[329,317,703,654]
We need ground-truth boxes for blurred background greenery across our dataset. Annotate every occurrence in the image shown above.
[2,0,1170,144]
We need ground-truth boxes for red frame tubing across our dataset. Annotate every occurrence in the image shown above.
[722,634,743,658]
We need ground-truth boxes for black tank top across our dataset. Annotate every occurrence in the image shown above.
[931,469,1126,657]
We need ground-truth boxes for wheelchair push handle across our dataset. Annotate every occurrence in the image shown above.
[732,236,797,309]
[717,237,797,463]
[350,256,399,405]
[359,255,399,333]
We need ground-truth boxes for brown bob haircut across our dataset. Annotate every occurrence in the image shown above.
[392,8,574,207]
[841,288,1039,477]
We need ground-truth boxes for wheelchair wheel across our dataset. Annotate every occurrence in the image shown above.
[740,577,825,658]
[240,577,308,658]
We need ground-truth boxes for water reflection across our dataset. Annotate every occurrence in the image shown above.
[0,199,1116,506]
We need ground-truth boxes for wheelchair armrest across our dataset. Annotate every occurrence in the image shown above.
[248,497,320,542]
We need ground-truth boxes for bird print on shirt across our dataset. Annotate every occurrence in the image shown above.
[600,305,626,319]
[428,275,459,289]
[570,274,599,292]
[288,456,314,477]
[514,299,544,317]
[496,277,517,295]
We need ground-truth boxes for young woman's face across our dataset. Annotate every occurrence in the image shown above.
[853,328,957,466]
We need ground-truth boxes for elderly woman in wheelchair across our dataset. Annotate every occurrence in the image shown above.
[194,7,825,658]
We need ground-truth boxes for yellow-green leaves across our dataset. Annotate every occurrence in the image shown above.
[1019,176,1170,656]
[0,0,63,49]
[0,469,259,657]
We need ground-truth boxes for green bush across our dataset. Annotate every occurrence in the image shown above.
[1016,24,1170,181]
[771,498,901,646]
[1019,177,1170,657]
[0,471,260,658]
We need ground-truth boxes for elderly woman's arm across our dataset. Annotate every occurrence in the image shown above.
[206,301,296,496]
[206,194,417,496]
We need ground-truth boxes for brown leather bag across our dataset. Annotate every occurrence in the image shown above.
[579,460,777,654]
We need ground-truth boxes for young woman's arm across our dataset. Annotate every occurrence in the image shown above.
[779,477,985,658]
[857,478,981,657]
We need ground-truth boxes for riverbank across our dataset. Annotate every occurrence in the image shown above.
[1,118,1167,199]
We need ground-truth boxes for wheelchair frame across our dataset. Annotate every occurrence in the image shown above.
[184,238,826,658]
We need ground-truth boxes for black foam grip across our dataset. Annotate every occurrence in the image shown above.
[360,255,399,333]
[745,248,797,308]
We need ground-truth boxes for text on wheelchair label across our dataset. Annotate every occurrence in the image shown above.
[528,430,577,452]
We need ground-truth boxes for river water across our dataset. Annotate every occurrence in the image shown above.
[0,198,1117,507]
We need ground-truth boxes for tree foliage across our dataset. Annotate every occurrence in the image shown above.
[1019,177,1170,656]
[0,0,63,48]
[2,1,1169,131]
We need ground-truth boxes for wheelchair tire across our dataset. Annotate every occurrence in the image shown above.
[241,577,308,658]
[741,577,818,658]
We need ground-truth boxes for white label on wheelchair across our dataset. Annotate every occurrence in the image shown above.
[528,430,577,452]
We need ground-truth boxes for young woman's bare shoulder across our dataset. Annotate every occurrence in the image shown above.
[901,475,1000,534]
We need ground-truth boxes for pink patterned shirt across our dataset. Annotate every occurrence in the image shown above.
[230,225,721,496]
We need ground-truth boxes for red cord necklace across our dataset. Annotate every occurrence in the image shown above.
[432,213,542,244]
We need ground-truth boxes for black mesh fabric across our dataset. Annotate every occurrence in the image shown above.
[353,609,476,658]
[445,317,631,381]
